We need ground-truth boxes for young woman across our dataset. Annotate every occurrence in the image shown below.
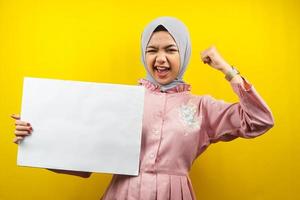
[11,16,274,199]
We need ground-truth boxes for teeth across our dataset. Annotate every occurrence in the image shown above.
[156,66,169,70]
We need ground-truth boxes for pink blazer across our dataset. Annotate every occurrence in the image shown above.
[101,77,274,200]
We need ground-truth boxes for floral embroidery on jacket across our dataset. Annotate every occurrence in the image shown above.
[178,101,201,132]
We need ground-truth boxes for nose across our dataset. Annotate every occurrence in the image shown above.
[156,52,167,64]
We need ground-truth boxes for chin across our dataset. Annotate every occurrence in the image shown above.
[155,78,172,85]
[150,72,175,85]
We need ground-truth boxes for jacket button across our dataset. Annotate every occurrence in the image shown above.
[153,129,160,136]
[156,111,163,118]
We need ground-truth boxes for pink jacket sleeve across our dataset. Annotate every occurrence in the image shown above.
[202,77,274,143]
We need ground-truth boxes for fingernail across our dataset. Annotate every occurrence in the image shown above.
[27,123,31,126]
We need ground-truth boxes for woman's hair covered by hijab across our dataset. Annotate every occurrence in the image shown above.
[141,16,191,91]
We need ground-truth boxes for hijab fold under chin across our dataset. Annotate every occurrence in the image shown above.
[141,16,191,92]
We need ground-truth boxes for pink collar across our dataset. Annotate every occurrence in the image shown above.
[138,79,191,93]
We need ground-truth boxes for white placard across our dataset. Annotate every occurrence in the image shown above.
[17,77,145,176]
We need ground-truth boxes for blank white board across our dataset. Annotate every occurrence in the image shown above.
[17,77,145,176]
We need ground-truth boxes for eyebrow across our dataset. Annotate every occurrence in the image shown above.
[146,44,177,49]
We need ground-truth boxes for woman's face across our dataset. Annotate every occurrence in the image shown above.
[145,31,180,85]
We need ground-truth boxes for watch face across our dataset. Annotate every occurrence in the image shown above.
[232,67,240,74]
[225,67,239,81]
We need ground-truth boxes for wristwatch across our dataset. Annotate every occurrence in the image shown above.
[225,66,240,81]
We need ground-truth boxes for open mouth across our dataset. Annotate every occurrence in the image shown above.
[154,66,170,78]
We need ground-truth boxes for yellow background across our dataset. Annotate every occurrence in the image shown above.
[0,0,299,199]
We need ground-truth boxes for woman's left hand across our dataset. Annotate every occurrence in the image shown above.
[200,46,232,74]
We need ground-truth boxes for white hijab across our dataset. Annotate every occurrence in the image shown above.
[141,16,191,91]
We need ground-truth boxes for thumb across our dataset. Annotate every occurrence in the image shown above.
[202,56,211,64]
[11,114,20,120]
